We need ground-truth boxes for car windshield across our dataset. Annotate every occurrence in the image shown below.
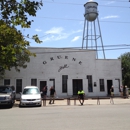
[0,87,11,93]
[23,88,40,95]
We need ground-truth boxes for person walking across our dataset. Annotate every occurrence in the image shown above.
[120,85,123,97]
[49,86,56,104]
[110,85,114,104]
[123,85,126,98]
[110,85,114,97]
[78,88,85,105]
[125,85,129,98]
[42,86,48,99]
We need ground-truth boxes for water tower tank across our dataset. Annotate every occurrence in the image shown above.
[84,1,98,21]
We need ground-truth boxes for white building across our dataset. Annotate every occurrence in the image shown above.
[0,47,122,98]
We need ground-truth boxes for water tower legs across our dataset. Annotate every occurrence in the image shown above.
[82,16,106,59]
[97,17,106,59]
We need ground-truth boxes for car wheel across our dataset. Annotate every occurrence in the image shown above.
[8,103,13,108]
[13,100,15,104]
[19,104,22,108]
[19,102,23,108]
[38,104,42,107]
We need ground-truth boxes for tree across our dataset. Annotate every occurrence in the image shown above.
[118,52,130,88]
[0,0,43,78]
[1,0,43,28]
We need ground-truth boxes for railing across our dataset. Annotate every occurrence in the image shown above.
[42,96,115,106]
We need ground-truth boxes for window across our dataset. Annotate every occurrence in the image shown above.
[4,79,10,85]
[23,88,39,94]
[62,75,68,93]
[99,79,105,91]
[16,79,22,93]
[31,79,37,86]
[0,87,11,93]
[87,75,93,92]
[49,79,55,88]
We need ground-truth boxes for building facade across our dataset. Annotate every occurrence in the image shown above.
[0,47,122,98]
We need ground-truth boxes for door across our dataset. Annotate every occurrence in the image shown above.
[40,81,47,92]
[73,79,83,95]
[107,80,113,95]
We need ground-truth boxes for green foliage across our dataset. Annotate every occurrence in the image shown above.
[0,0,43,78]
[0,20,35,72]
[118,52,130,88]
[0,0,43,27]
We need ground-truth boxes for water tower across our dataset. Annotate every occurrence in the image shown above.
[82,0,105,59]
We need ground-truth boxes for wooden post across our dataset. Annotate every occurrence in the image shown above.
[43,99,46,106]
[67,98,70,105]
[97,97,100,105]
[74,98,76,105]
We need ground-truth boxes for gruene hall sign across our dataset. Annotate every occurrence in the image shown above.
[43,55,82,72]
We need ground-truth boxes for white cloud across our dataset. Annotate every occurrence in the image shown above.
[101,15,119,20]
[105,1,115,5]
[71,36,81,42]
[43,33,69,42]
[45,27,64,34]
[35,28,42,32]
[79,21,84,25]
[42,27,82,42]
[72,30,82,34]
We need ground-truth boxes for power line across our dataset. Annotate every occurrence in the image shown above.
[39,33,51,38]
[100,21,130,24]
[33,47,130,54]
[37,16,130,24]
[43,0,129,2]
[56,44,130,48]
[40,1,130,24]
[99,5,129,8]
[37,16,83,21]
[99,0,129,2]
[43,1,130,8]
[87,44,130,48]
[23,33,51,40]
[30,44,130,54]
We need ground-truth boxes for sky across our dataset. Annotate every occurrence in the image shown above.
[22,0,130,59]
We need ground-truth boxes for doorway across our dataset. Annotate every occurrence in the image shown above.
[107,80,113,95]
[40,81,47,92]
[73,79,83,95]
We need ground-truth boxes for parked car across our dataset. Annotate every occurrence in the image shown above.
[19,86,42,107]
[0,85,16,108]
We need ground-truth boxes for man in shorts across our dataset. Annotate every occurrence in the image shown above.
[78,88,85,105]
